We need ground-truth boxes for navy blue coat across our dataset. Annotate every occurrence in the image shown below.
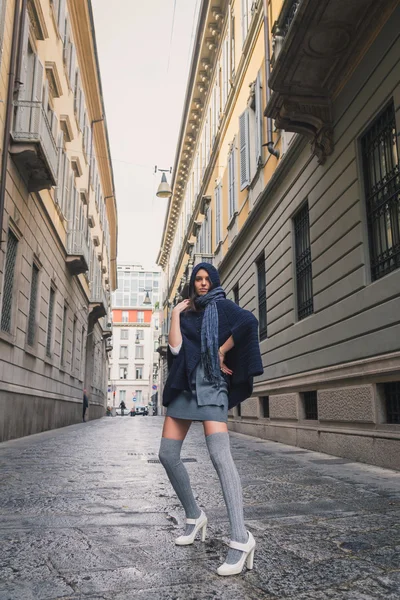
[163,299,264,410]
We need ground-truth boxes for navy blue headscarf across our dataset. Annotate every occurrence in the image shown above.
[189,263,225,386]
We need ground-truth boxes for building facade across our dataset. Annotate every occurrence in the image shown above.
[108,264,160,413]
[0,0,117,441]
[157,0,400,470]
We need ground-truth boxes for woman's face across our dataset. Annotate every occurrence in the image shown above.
[194,269,211,296]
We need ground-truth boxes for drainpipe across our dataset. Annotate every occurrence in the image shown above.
[262,0,280,159]
[0,0,25,244]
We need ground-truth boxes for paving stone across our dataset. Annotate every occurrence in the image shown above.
[0,417,400,599]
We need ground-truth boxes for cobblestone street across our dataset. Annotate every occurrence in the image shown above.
[1,417,400,599]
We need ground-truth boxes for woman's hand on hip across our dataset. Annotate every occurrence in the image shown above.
[172,300,190,315]
[219,349,233,375]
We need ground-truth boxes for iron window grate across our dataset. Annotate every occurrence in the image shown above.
[46,288,55,357]
[294,202,314,321]
[256,253,267,340]
[261,396,270,418]
[303,391,318,420]
[361,101,400,281]
[1,230,18,333]
[384,382,400,424]
[27,263,39,346]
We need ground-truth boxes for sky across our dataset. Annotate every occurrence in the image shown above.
[91,0,200,269]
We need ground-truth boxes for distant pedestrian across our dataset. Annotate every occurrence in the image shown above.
[159,263,263,576]
[82,389,89,422]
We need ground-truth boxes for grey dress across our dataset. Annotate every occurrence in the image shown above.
[166,362,229,423]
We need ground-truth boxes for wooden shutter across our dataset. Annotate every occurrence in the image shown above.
[215,185,221,245]
[68,43,76,89]
[241,0,248,45]
[206,207,212,253]
[55,131,64,205]
[255,71,263,166]
[58,0,66,40]
[62,155,70,216]
[239,110,250,189]
[51,111,58,141]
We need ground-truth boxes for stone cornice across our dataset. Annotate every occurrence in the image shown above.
[158,2,264,287]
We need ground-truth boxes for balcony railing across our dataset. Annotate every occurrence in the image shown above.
[66,230,89,275]
[193,253,215,267]
[10,101,58,191]
[157,333,168,356]
[89,282,108,321]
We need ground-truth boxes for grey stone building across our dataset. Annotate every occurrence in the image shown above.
[223,1,400,470]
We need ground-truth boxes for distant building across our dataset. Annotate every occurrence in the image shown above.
[108,265,160,412]
[0,0,117,441]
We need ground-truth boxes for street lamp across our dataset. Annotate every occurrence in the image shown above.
[155,166,172,199]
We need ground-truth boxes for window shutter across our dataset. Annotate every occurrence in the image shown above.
[62,155,69,216]
[215,185,221,245]
[42,79,49,114]
[58,0,66,40]
[52,0,60,22]
[79,89,85,131]
[51,111,58,141]
[206,208,212,253]
[55,132,64,206]
[19,11,30,96]
[255,71,263,166]
[241,0,247,44]
[69,43,76,88]
[239,110,250,189]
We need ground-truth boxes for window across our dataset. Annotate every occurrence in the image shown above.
[46,287,56,356]
[135,390,142,403]
[261,396,270,418]
[154,340,159,351]
[228,143,238,220]
[119,389,126,402]
[384,382,400,424]
[1,230,18,333]
[361,101,400,281]
[215,184,222,245]
[136,329,144,340]
[122,311,128,323]
[239,109,250,189]
[119,366,128,379]
[120,329,129,340]
[233,283,239,305]
[120,345,128,359]
[27,263,39,346]
[71,316,77,372]
[60,305,68,365]
[137,311,144,323]
[256,253,267,340]
[135,366,143,380]
[294,202,314,320]
[135,345,144,359]
[303,391,318,420]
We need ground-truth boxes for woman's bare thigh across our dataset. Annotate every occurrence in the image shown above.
[202,421,228,437]
[161,416,192,441]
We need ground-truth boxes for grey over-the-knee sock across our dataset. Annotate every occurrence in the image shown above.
[206,432,248,564]
[159,438,201,535]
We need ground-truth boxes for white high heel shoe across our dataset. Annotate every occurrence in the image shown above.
[175,510,207,545]
[217,531,255,576]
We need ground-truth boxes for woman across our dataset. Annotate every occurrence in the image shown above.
[159,262,263,576]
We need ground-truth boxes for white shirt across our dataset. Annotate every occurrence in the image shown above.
[169,343,182,355]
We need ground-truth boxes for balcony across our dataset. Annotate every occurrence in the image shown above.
[89,283,108,322]
[156,333,168,357]
[266,0,398,164]
[193,253,214,267]
[66,230,89,276]
[10,101,58,191]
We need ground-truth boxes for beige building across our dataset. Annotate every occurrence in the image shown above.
[0,0,117,441]
[157,0,400,470]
